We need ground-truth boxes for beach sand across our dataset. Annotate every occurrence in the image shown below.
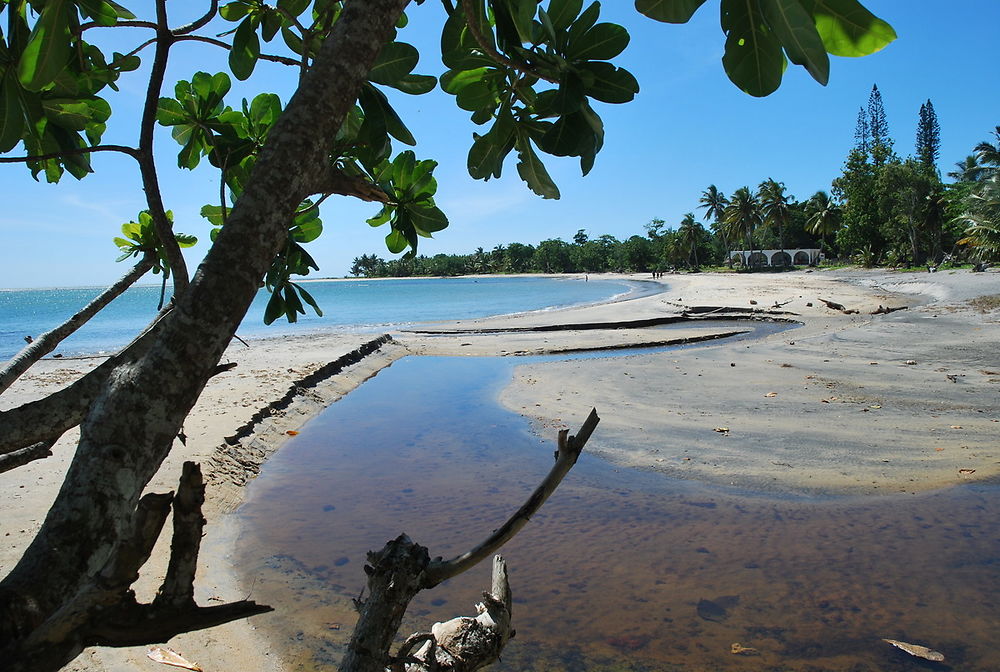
[1,268,998,670]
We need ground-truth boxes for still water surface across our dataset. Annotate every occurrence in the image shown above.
[235,333,999,672]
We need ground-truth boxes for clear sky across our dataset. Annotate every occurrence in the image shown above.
[1,1,998,288]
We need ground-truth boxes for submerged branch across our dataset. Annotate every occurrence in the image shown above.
[424,409,599,586]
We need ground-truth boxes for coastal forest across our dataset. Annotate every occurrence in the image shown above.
[352,88,1000,277]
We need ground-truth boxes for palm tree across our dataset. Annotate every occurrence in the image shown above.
[948,155,986,184]
[677,213,702,269]
[805,190,842,258]
[698,185,731,266]
[958,174,1000,262]
[758,178,791,260]
[723,186,762,268]
[973,126,1000,174]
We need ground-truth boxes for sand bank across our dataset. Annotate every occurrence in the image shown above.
[1,268,998,670]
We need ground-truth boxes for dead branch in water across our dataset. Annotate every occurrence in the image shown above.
[340,409,600,672]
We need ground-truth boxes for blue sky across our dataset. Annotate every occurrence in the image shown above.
[1,1,998,288]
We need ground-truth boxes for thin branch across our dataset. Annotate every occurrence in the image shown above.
[0,145,140,164]
[78,20,159,32]
[424,409,599,586]
[457,0,559,85]
[173,34,301,67]
[87,600,274,647]
[0,307,171,457]
[311,165,391,203]
[0,440,56,475]
[173,0,219,35]
[0,253,155,395]
[137,0,190,297]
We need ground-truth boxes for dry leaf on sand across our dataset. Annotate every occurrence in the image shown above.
[147,647,204,671]
[882,638,944,662]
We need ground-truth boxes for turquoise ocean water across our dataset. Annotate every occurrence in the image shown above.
[0,276,646,360]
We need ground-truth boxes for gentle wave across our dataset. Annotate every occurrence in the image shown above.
[0,276,656,360]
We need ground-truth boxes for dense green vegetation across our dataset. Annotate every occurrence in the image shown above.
[353,85,999,277]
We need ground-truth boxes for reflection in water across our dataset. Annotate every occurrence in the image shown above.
[235,338,999,672]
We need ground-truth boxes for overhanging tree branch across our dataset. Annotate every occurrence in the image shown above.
[0,253,156,395]
[173,35,302,67]
[0,145,140,164]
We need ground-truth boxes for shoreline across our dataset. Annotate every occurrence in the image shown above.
[2,268,998,671]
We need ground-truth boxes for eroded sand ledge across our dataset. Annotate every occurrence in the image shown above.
[1,268,998,671]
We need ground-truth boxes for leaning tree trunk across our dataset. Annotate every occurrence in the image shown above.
[0,1,410,668]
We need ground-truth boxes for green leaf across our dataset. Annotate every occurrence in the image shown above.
[761,0,829,85]
[291,208,323,242]
[549,0,583,30]
[367,205,392,227]
[200,204,228,227]
[578,62,639,103]
[567,22,630,61]
[407,203,448,236]
[220,2,250,21]
[0,73,25,152]
[515,136,560,199]
[567,2,601,45]
[369,42,419,86]
[77,0,119,26]
[801,0,896,57]
[385,228,408,253]
[263,289,285,325]
[360,83,415,146]
[105,1,136,20]
[538,112,593,157]
[721,0,787,97]
[501,0,537,43]
[155,97,187,126]
[552,72,585,115]
[174,233,198,247]
[42,97,110,131]
[468,131,508,180]
[229,18,260,81]
[634,0,709,23]
[455,80,496,112]
[441,67,491,94]
[386,74,437,95]
[295,282,323,317]
[18,0,72,92]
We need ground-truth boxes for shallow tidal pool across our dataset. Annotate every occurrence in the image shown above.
[233,341,999,672]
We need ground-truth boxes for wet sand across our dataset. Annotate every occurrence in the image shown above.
[1,268,998,671]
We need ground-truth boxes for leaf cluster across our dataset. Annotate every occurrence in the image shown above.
[637,0,896,96]
[1,0,139,180]
[440,0,639,199]
[113,209,197,277]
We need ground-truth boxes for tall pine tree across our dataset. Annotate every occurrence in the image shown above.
[854,107,870,155]
[916,99,941,171]
[867,84,893,165]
